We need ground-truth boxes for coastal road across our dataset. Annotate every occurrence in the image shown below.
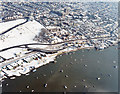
[0,45,70,68]
[0,45,94,68]
[0,36,109,67]
[0,36,111,52]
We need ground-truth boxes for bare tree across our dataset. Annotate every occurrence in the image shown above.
[33,28,51,43]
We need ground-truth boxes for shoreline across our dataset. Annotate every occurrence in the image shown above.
[0,43,118,82]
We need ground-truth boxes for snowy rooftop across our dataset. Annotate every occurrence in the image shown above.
[46,26,60,30]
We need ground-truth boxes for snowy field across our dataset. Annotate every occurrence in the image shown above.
[0,19,26,34]
[0,19,45,59]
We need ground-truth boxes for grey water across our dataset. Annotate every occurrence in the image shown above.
[2,45,118,92]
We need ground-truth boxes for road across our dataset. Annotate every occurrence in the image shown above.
[0,51,37,68]
[0,36,111,52]
[0,36,112,68]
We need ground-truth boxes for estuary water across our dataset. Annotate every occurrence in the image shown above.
[2,45,118,92]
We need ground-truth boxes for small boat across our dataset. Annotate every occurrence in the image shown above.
[36,77,39,79]
[65,75,68,78]
[113,66,118,69]
[64,85,67,89]
[31,89,34,92]
[33,69,36,72]
[44,84,47,88]
[29,66,35,71]
[26,85,29,89]
[60,70,63,72]
[26,73,29,76]
[96,77,101,80]
[6,83,8,86]
[74,59,77,61]
[84,85,87,88]
[43,74,46,76]
[74,85,76,88]
[0,84,2,87]
[10,77,16,80]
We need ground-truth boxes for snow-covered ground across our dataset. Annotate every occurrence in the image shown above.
[0,19,26,34]
[0,53,57,78]
[0,19,44,49]
[0,19,45,59]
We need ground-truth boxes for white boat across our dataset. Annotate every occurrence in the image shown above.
[44,84,47,88]
[10,77,16,80]
[32,69,36,72]
[25,73,29,76]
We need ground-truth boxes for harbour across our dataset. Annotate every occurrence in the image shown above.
[2,45,118,92]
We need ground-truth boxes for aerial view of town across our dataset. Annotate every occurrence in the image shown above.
[0,1,119,93]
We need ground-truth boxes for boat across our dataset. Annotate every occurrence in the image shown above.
[32,69,36,72]
[25,73,29,76]
[29,66,35,71]
[44,84,47,88]
[64,85,67,89]
[10,77,16,80]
